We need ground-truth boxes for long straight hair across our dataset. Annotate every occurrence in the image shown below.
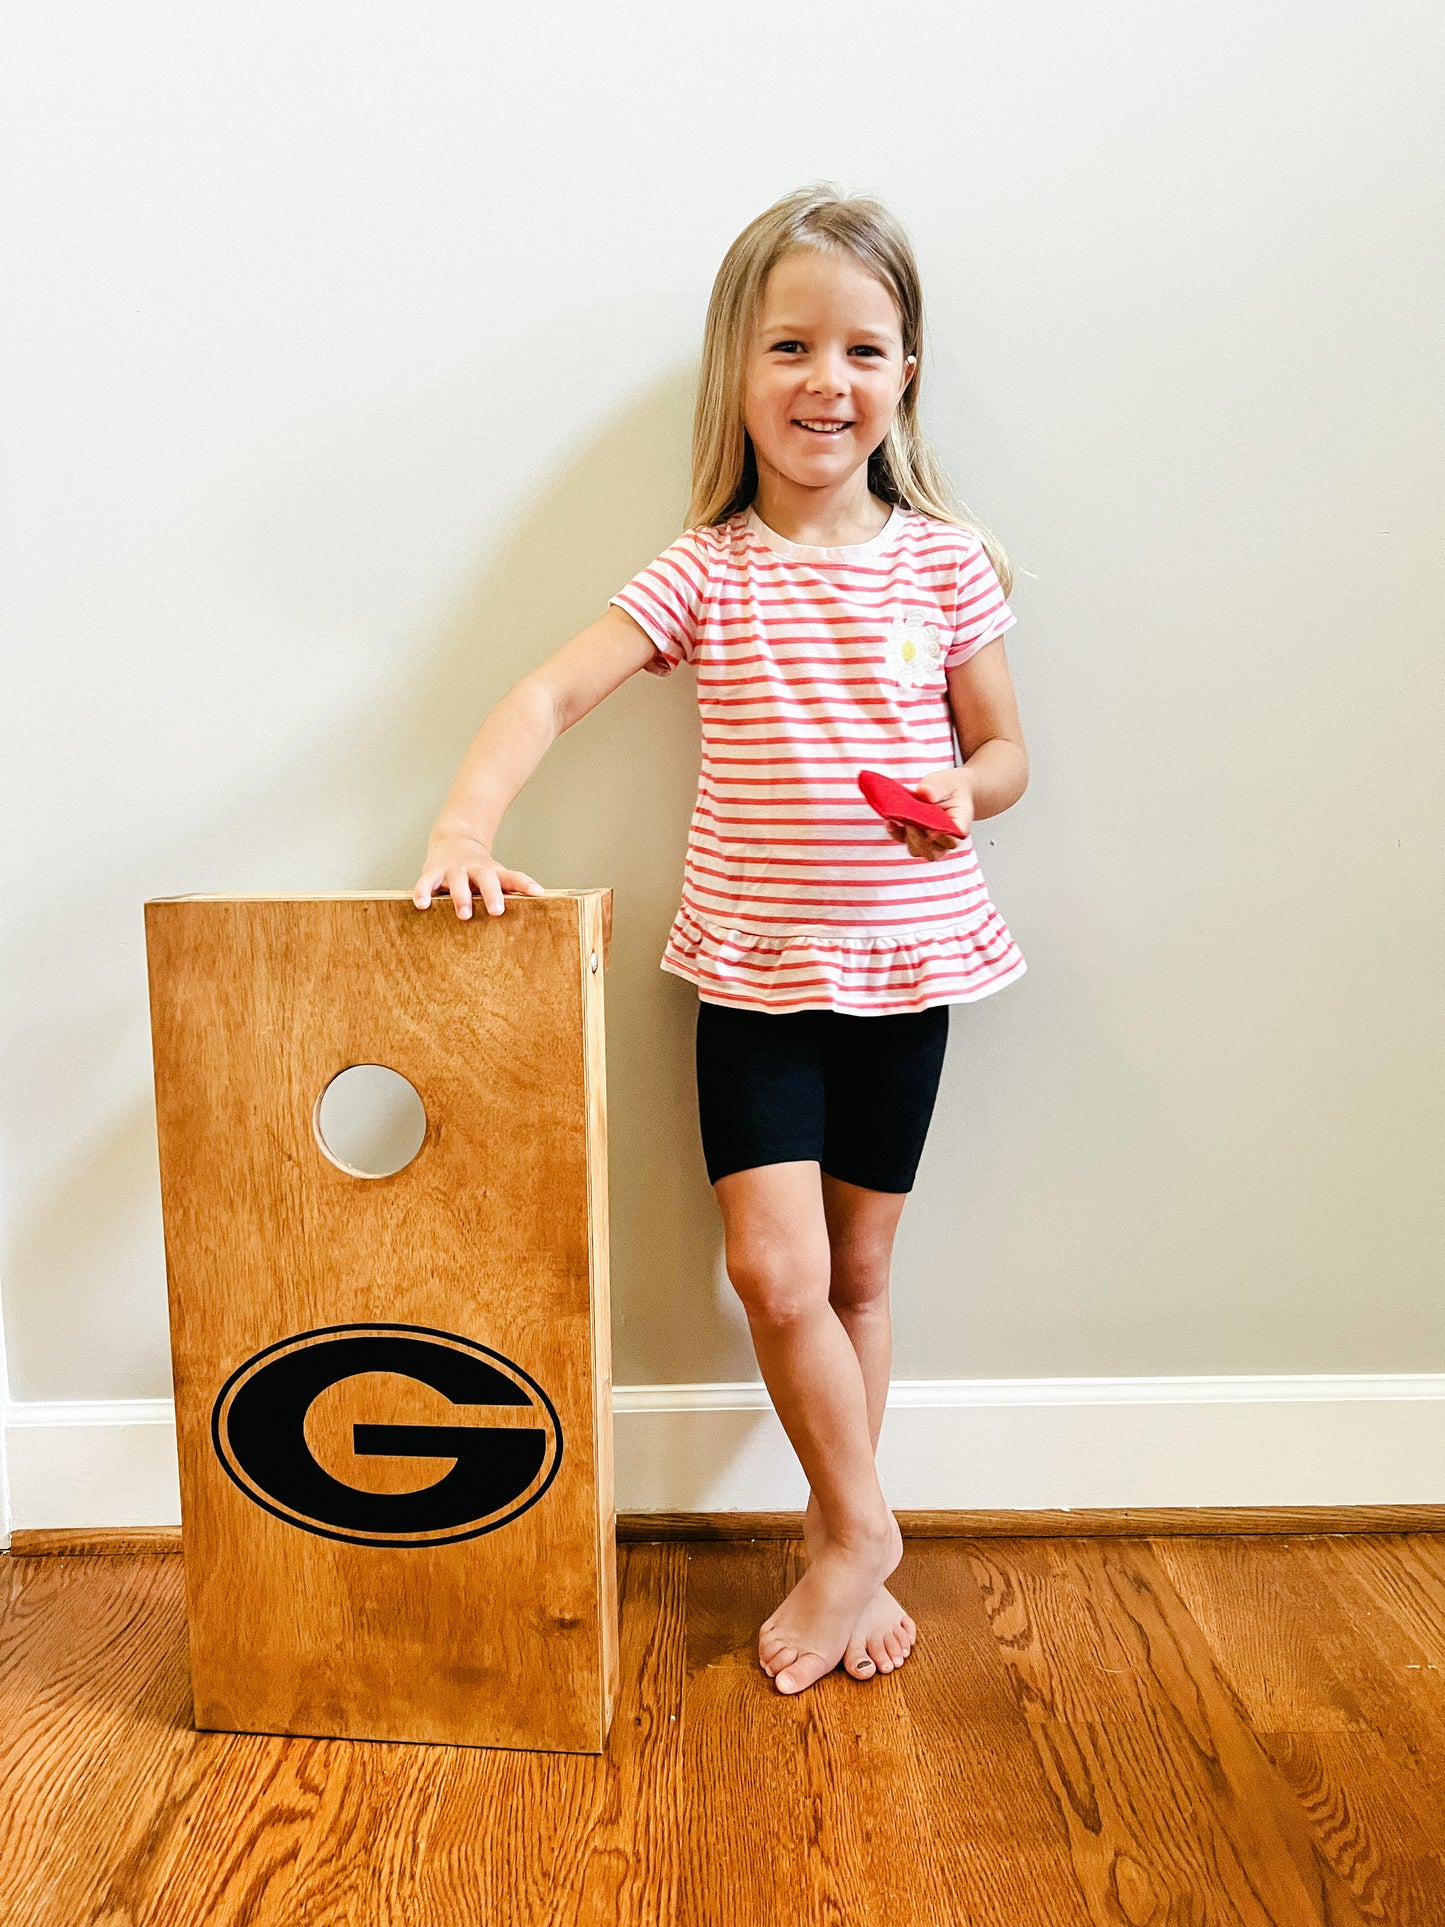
[687,184,1013,595]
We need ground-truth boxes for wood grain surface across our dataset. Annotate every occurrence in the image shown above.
[618,1505,1445,1541]
[142,890,616,1752]
[2,1534,1444,1924]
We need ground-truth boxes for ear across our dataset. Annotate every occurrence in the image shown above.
[900,352,918,393]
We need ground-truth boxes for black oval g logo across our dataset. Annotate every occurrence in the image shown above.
[211,1324,563,1547]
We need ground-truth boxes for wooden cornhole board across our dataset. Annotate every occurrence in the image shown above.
[143,890,617,1753]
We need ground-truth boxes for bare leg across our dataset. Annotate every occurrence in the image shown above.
[712,1161,903,1695]
[805,1173,917,1677]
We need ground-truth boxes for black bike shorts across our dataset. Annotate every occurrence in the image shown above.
[694,998,951,1194]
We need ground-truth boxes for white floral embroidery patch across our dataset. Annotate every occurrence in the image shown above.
[883,613,945,687]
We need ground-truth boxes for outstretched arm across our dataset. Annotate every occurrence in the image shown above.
[413,605,659,917]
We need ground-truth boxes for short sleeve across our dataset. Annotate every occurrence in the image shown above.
[609,527,713,678]
[944,536,1017,670]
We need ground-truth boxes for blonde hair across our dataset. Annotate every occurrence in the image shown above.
[687,184,1012,595]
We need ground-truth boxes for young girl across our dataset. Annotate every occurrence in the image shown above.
[413,185,1029,1698]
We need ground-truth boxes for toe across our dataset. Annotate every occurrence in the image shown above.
[867,1636,894,1673]
[760,1640,797,1679]
[842,1634,877,1680]
[776,1649,834,1695]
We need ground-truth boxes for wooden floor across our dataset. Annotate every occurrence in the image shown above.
[2,1533,1444,1925]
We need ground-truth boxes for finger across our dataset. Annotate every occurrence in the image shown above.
[445,869,474,919]
[477,868,506,917]
[414,864,453,909]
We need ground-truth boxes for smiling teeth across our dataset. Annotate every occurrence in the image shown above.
[797,421,850,432]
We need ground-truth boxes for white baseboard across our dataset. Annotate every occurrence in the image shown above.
[4,1375,1444,1535]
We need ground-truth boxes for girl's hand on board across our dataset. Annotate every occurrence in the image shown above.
[885,769,975,861]
[412,833,547,920]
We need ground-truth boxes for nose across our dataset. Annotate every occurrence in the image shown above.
[803,348,849,396]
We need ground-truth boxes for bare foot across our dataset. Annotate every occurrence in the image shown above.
[803,1490,916,1681]
[758,1513,903,1695]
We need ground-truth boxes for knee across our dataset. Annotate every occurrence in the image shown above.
[828,1247,892,1315]
[726,1238,830,1327]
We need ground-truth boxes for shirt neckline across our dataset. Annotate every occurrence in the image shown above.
[741,502,906,563]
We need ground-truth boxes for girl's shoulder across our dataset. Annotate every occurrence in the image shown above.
[653,517,746,570]
[897,508,989,560]
[693,514,752,555]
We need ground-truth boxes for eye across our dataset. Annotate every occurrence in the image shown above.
[769,340,804,353]
[850,345,886,358]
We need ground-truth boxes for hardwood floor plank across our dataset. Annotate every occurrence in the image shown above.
[966,1537,1375,1925]
[530,1540,686,1927]
[680,1536,952,1925]
[0,1555,194,1927]
[677,1537,1065,1925]
[1154,1535,1432,1734]
[681,1539,831,1922]
[892,1539,1095,1925]
[754,1543,955,1926]
[1258,1732,1445,1922]
[1156,1534,1445,1841]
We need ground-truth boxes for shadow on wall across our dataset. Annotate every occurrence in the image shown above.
[3,354,757,1403]
[389,366,757,1389]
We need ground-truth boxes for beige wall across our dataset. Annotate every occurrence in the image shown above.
[2,2,1442,1423]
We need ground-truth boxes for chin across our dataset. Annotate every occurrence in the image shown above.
[777,466,850,492]
[770,447,854,478]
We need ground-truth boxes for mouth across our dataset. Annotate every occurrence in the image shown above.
[792,419,854,435]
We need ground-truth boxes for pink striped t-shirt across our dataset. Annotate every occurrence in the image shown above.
[609,503,1027,1016]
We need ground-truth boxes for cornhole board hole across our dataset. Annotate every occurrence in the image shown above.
[142,889,617,1754]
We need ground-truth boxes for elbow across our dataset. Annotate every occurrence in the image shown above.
[518,672,567,743]
[1004,732,1029,804]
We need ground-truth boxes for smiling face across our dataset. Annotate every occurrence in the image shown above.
[743,247,916,504]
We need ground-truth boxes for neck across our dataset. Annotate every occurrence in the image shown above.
[750,462,892,547]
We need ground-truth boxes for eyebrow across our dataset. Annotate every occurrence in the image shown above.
[757,322,899,343]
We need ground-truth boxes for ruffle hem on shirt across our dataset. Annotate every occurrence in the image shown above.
[660,905,1027,1017]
